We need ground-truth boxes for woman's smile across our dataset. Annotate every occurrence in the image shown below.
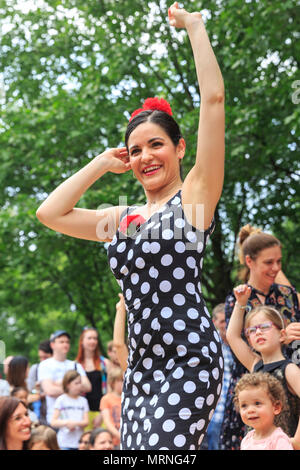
[142,164,163,176]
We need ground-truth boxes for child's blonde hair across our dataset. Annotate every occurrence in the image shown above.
[234,372,288,433]
[62,370,80,393]
[244,305,285,333]
[28,425,60,450]
[107,367,123,387]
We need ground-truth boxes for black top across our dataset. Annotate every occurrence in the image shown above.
[85,369,102,411]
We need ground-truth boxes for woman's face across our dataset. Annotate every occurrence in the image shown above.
[246,245,282,289]
[127,122,184,191]
[6,403,31,447]
[82,330,98,352]
[92,431,114,450]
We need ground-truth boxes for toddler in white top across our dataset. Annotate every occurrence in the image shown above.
[51,370,89,450]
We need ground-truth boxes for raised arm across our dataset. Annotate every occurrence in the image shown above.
[169,3,225,229]
[113,294,129,373]
[36,147,131,242]
[226,285,259,371]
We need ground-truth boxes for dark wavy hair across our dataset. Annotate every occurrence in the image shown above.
[6,356,29,389]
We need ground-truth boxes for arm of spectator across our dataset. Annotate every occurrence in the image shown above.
[226,285,260,372]
[27,364,37,392]
[80,375,92,393]
[75,365,92,393]
[101,408,120,441]
[74,411,89,429]
[275,270,300,304]
[290,417,300,450]
[41,378,64,398]
[27,392,41,404]
[54,411,89,430]
[51,408,70,428]
[113,294,129,373]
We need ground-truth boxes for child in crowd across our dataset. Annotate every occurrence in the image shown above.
[28,425,60,450]
[234,372,293,450]
[89,428,114,450]
[99,367,123,449]
[11,387,39,426]
[51,370,89,450]
[226,284,300,447]
[78,430,91,450]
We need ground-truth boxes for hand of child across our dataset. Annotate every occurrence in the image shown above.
[116,293,126,315]
[66,421,77,431]
[233,284,251,307]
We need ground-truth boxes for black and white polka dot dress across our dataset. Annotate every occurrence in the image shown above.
[107,189,223,450]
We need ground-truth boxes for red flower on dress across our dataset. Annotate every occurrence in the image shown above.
[129,97,172,122]
[119,214,146,236]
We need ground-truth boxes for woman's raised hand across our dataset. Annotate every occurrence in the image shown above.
[234,284,252,307]
[168,2,202,29]
[100,147,131,174]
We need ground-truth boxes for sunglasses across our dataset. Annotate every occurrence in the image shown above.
[244,321,277,337]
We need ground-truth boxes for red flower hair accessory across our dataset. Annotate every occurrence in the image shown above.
[129,97,172,122]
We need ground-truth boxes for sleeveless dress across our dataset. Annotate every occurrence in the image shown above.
[107,189,224,450]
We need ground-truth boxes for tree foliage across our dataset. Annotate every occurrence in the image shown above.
[0,0,299,361]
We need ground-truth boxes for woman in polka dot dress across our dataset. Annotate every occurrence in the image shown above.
[36,3,225,449]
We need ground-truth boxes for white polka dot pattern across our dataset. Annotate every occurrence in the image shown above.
[107,189,223,450]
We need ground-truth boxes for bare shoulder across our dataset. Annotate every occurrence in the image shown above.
[285,362,300,395]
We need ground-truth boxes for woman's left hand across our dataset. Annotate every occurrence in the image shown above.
[168,2,202,29]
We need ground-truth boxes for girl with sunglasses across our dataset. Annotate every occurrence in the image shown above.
[227,285,300,448]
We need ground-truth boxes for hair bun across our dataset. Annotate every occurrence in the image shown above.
[238,224,261,246]
[130,97,172,121]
